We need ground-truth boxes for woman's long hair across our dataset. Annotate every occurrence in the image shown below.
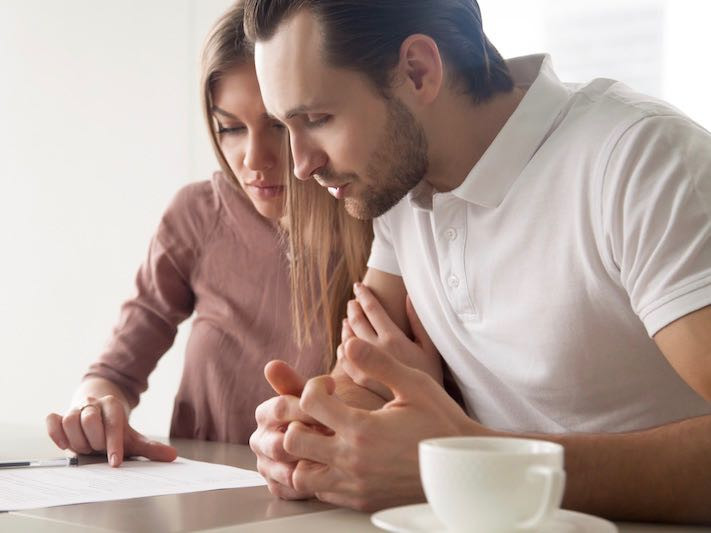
[200,1,251,190]
[201,1,372,371]
[285,148,373,370]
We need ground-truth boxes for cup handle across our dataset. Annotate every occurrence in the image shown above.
[516,465,566,530]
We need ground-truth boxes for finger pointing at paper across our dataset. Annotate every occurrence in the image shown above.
[46,394,176,467]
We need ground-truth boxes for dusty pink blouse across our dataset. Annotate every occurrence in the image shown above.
[84,172,326,444]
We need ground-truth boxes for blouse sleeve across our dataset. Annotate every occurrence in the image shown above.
[83,182,215,407]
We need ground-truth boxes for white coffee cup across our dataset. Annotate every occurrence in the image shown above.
[419,436,565,533]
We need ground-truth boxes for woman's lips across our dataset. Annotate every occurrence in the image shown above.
[247,184,284,199]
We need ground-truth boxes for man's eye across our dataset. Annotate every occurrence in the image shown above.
[217,125,246,135]
[305,114,330,127]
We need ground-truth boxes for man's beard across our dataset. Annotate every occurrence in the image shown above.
[347,97,428,220]
[317,97,428,221]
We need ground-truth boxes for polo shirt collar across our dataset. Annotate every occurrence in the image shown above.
[409,54,571,210]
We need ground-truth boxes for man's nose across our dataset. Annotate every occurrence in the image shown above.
[291,136,326,181]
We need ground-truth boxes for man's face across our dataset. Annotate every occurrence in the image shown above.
[254,10,428,219]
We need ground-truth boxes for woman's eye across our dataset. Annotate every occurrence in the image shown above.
[217,125,246,135]
[305,114,330,127]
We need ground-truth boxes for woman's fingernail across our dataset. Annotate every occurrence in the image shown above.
[110,453,118,467]
[353,282,361,294]
[57,440,67,449]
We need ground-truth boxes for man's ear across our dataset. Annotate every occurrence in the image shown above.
[393,34,444,105]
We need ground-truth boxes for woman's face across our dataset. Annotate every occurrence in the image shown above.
[211,62,287,220]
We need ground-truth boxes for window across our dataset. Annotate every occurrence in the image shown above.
[479,0,711,129]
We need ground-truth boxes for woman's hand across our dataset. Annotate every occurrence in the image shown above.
[338,283,443,400]
[45,395,177,467]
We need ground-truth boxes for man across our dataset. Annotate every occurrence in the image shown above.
[243,0,711,524]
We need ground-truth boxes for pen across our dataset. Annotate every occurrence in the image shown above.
[0,457,78,469]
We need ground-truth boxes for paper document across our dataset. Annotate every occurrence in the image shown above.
[0,457,266,511]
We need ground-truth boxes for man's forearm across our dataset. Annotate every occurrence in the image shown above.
[307,335,711,523]
[501,415,711,525]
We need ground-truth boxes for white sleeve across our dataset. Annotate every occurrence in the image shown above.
[602,114,711,336]
[366,213,401,276]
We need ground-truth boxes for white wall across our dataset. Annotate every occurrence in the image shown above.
[0,0,232,437]
[1,0,709,439]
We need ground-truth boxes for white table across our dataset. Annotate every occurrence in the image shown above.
[2,426,707,532]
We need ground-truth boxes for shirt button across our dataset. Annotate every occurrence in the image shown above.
[445,228,458,241]
[447,275,460,288]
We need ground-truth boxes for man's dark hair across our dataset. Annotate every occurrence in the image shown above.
[243,0,514,103]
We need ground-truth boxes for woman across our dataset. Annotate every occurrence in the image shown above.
[45,1,372,467]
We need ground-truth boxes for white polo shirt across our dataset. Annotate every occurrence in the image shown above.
[368,54,711,433]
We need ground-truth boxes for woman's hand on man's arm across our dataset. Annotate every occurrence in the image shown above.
[336,275,444,400]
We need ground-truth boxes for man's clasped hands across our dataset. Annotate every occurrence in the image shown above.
[250,282,484,511]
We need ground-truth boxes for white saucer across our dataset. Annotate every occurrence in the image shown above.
[371,503,618,533]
